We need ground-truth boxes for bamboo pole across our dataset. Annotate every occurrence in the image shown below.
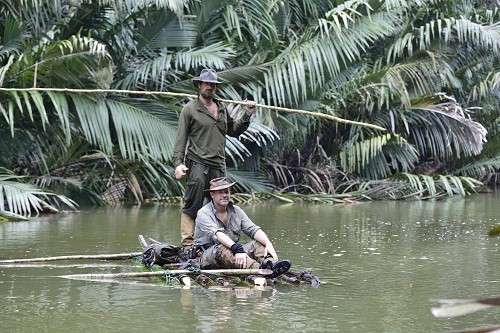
[138,235,148,248]
[0,263,130,268]
[0,252,143,263]
[59,268,272,280]
[0,87,386,131]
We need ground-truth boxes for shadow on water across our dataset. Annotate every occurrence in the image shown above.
[0,193,499,332]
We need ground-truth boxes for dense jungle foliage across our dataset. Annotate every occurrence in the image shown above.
[0,0,499,216]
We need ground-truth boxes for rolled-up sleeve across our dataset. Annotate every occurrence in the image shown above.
[194,207,225,245]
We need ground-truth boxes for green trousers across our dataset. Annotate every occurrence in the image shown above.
[195,240,267,270]
[182,159,224,219]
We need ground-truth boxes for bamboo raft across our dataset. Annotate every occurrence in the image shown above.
[0,235,321,288]
[135,235,321,288]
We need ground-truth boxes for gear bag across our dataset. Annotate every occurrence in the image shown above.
[142,243,184,267]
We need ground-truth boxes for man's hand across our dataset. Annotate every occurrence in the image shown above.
[175,164,188,180]
[264,242,278,261]
[244,99,256,116]
[234,252,247,268]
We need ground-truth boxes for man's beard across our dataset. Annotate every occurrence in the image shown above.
[214,196,229,207]
[200,90,214,100]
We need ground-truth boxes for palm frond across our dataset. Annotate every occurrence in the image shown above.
[216,6,400,108]
[0,16,26,62]
[2,90,51,136]
[470,71,500,102]
[453,155,500,179]
[139,11,197,50]
[96,0,187,17]
[387,16,500,62]
[412,93,488,156]
[340,134,418,179]
[221,0,279,45]
[398,172,481,198]
[0,174,77,215]
[121,43,236,91]
[225,136,251,166]
[70,94,113,154]
[226,169,274,193]
[106,98,177,161]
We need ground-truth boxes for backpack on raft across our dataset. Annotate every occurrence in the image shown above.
[142,243,184,267]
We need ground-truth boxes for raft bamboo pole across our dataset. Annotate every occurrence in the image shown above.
[0,87,386,131]
[0,263,130,268]
[0,252,143,263]
[138,235,148,248]
[59,268,273,280]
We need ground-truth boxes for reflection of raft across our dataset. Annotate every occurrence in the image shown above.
[139,235,321,288]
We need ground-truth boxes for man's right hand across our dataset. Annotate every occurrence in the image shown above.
[234,252,247,268]
[175,164,188,179]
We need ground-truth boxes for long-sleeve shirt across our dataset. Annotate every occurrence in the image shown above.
[172,97,252,168]
[194,201,261,247]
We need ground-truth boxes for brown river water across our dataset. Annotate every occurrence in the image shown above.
[1,192,499,333]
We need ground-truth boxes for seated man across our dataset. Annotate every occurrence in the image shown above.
[192,177,291,279]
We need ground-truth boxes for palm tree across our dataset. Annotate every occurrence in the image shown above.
[0,0,284,214]
[244,0,499,198]
[0,0,192,214]
[1,0,498,217]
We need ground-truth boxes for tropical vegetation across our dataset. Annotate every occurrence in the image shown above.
[0,0,499,217]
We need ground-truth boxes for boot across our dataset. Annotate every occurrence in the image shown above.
[180,212,195,249]
[260,258,292,279]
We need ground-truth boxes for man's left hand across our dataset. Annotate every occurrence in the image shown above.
[244,99,256,116]
[264,242,278,261]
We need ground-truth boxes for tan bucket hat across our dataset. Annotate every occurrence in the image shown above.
[192,69,223,87]
[204,177,236,192]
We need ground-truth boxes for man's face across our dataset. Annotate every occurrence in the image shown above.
[199,81,217,100]
[211,188,230,207]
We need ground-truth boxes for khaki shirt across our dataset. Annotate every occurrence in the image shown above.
[172,97,251,168]
[194,201,261,246]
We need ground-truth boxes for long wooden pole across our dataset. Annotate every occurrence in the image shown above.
[0,252,143,263]
[59,268,272,280]
[0,87,386,131]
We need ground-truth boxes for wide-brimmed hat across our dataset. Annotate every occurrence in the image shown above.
[192,69,223,87]
[204,177,236,192]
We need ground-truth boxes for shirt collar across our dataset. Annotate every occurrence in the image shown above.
[208,200,234,216]
[196,97,221,108]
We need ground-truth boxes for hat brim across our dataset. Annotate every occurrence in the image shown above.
[193,78,223,87]
[204,182,236,192]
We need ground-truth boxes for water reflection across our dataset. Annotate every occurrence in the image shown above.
[178,286,277,333]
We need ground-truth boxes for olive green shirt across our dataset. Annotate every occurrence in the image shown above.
[173,97,252,168]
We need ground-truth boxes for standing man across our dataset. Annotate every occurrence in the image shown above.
[173,69,256,249]
[193,177,291,279]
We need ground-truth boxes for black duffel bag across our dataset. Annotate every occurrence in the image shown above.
[142,243,184,267]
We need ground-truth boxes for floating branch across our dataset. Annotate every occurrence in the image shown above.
[0,87,386,131]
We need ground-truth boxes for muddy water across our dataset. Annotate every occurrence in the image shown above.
[1,193,499,333]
